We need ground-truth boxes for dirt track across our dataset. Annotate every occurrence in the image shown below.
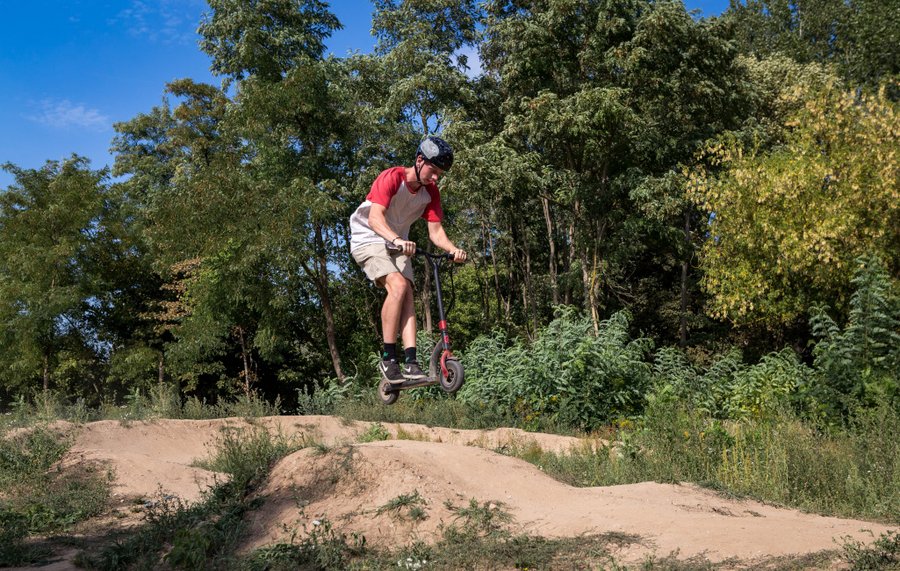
[30,416,900,567]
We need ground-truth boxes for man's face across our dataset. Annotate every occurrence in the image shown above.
[417,157,445,184]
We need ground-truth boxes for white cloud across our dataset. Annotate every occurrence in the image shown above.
[110,0,205,45]
[27,99,110,130]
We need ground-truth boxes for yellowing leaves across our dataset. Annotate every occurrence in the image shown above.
[688,81,899,327]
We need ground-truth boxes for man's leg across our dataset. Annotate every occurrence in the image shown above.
[378,272,413,383]
[382,272,426,379]
[382,271,414,344]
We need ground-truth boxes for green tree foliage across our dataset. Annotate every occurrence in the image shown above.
[372,0,479,132]
[811,255,900,406]
[688,80,899,328]
[0,158,109,393]
[725,0,899,88]
[198,0,341,84]
[446,0,754,344]
[652,346,812,419]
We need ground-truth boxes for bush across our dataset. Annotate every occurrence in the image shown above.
[459,308,654,430]
[810,255,900,414]
[0,426,110,566]
[652,346,813,420]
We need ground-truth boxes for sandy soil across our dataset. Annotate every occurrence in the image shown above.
[11,416,897,568]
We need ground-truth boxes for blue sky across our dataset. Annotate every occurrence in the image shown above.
[1,0,729,189]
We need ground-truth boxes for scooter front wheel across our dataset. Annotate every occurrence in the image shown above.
[440,359,464,393]
[378,378,399,405]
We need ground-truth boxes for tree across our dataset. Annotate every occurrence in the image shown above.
[725,0,899,89]
[0,158,108,392]
[449,0,752,343]
[198,0,341,85]
[687,80,899,329]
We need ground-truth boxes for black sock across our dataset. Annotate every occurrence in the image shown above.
[404,347,417,364]
[382,343,397,362]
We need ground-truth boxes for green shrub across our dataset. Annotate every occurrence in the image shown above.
[810,255,900,413]
[515,395,900,523]
[652,346,812,421]
[459,308,654,430]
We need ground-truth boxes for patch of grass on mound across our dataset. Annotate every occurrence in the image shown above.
[76,426,305,570]
[377,491,427,521]
[357,422,391,443]
[495,401,900,526]
[0,425,111,567]
[0,388,282,432]
[841,530,900,571]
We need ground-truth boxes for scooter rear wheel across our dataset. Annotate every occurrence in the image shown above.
[378,378,399,405]
[440,358,464,393]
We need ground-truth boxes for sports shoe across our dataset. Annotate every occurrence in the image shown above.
[401,361,428,380]
[379,359,405,384]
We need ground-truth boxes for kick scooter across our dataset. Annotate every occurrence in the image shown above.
[379,247,464,404]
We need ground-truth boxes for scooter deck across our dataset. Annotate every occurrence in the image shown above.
[382,376,439,392]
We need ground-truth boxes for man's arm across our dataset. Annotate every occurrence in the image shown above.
[428,221,467,262]
[368,203,399,242]
[369,203,415,256]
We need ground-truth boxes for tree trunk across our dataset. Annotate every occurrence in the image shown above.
[565,214,575,306]
[542,197,559,306]
[236,325,252,396]
[42,352,50,391]
[158,352,165,386]
[582,248,601,334]
[483,216,505,321]
[312,226,345,382]
[524,243,538,334]
[679,210,691,347]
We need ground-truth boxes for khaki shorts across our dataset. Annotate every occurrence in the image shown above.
[351,243,414,286]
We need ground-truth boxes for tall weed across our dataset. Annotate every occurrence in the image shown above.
[810,254,900,413]
[520,395,900,523]
[459,308,653,430]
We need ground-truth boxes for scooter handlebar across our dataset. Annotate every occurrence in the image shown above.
[387,244,456,261]
[415,249,455,261]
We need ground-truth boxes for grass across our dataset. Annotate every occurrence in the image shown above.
[193,425,305,490]
[485,398,900,526]
[357,422,391,443]
[0,425,112,567]
[0,387,281,432]
[376,490,428,521]
[334,391,578,434]
[75,424,306,571]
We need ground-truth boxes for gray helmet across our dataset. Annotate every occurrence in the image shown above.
[416,136,454,171]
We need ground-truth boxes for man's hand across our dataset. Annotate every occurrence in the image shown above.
[394,238,416,256]
[450,249,467,263]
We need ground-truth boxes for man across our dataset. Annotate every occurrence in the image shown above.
[349,136,467,383]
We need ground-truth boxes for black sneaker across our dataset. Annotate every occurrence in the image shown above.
[379,359,405,384]
[401,361,428,380]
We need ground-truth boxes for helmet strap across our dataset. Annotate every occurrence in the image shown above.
[412,159,425,190]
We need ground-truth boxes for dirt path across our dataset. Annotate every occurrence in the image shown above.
[16,416,897,568]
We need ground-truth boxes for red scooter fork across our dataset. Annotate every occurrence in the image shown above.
[438,319,453,376]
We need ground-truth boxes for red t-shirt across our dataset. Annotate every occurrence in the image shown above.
[349,167,444,250]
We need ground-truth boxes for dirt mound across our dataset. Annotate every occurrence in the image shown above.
[57,416,594,503]
[241,438,894,564]
[43,416,896,565]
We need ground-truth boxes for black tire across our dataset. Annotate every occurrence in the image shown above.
[378,378,399,405]
[440,359,464,393]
